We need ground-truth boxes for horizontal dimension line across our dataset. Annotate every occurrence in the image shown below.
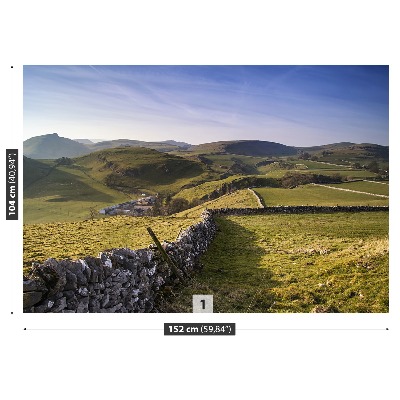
[238,328,388,331]
[25,328,163,331]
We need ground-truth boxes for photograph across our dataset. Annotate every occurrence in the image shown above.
[22,65,389,313]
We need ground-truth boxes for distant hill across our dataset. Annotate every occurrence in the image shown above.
[161,140,191,149]
[87,139,184,153]
[24,134,191,159]
[299,142,389,164]
[190,140,298,156]
[23,133,90,159]
[74,139,94,144]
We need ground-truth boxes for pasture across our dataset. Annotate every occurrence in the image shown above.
[160,212,388,313]
[253,185,389,206]
[23,215,199,269]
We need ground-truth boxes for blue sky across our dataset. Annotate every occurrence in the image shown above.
[23,65,389,146]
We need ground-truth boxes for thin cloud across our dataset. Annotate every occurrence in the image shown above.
[23,65,388,146]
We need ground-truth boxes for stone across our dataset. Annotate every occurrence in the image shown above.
[63,290,76,300]
[78,287,89,296]
[112,272,129,284]
[52,297,67,312]
[23,279,46,292]
[23,292,43,308]
[101,294,110,308]
[76,271,87,285]
[77,297,89,313]
[64,271,78,290]
[34,304,51,313]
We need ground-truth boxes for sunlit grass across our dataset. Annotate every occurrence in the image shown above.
[161,212,388,313]
[253,185,389,206]
[23,215,199,269]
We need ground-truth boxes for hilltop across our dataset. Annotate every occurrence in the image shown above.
[189,140,297,156]
[23,133,90,159]
[87,139,187,153]
[23,133,192,159]
[299,142,388,165]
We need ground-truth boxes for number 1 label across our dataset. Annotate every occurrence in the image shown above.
[193,295,213,313]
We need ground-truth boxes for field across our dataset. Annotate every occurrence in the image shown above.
[160,212,389,313]
[325,180,389,196]
[175,189,260,218]
[173,175,242,202]
[23,215,199,269]
[264,167,378,180]
[24,162,132,223]
[253,185,389,206]
[23,189,260,268]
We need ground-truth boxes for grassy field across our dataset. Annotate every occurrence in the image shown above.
[326,180,389,196]
[24,189,259,268]
[173,175,243,202]
[175,189,260,218]
[160,212,388,313]
[23,215,199,269]
[264,167,378,179]
[24,162,133,223]
[253,185,389,206]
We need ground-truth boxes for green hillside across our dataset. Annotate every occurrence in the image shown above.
[299,142,389,166]
[23,157,54,188]
[23,160,132,223]
[23,133,90,159]
[74,147,213,194]
[23,147,218,223]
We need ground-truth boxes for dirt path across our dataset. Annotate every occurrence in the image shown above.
[247,188,265,207]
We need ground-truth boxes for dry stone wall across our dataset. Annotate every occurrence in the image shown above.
[23,205,388,313]
[23,210,217,313]
[210,205,389,216]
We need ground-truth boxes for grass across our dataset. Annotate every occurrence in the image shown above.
[23,147,218,223]
[24,162,132,223]
[173,175,243,202]
[23,189,259,269]
[74,147,212,195]
[326,181,389,196]
[253,185,389,206]
[264,168,378,179]
[175,189,261,218]
[23,215,199,269]
[160,212,388,313]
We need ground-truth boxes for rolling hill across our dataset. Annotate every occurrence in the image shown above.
[23,147,218,223]
[299,142,389,165]
[87,139,189,153]
[24,133,192,159]
[189,140,298,156]
[74,147,212,194]
[23,133,90,159]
